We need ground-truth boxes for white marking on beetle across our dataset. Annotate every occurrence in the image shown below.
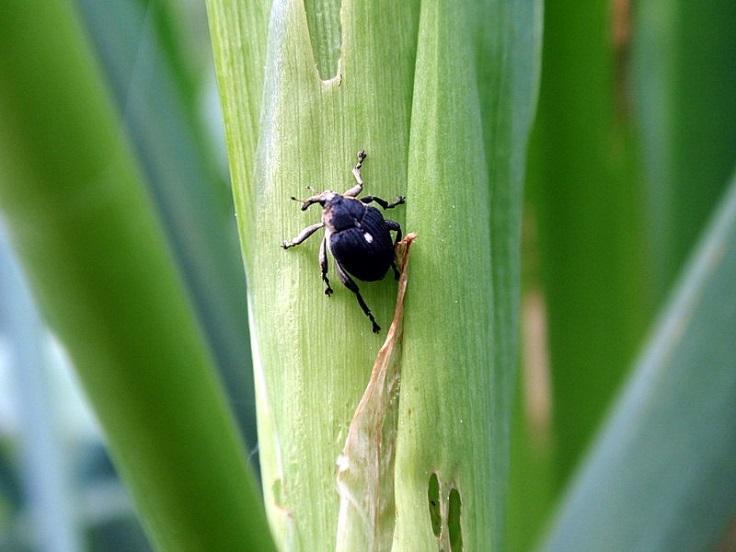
[364,232,374,244]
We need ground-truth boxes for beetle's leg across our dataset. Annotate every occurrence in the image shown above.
[360,195,406,209]
[319,236,333,296]
[281,222,324,249]
[385,220,402,244]
[344,150,367,197]
[385,219,403,280]
[335,261,381,333]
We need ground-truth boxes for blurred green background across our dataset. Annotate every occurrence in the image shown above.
[1,1,254,549]
[1,0,734,550]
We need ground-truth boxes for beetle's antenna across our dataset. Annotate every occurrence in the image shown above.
[291,186,316,203]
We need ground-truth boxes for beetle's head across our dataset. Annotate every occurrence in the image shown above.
[291,190,338,211]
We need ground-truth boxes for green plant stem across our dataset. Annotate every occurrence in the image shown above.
[208,0,419,548]
[208,0,540,548]
[0,2,272,550]
[393,2,495,546]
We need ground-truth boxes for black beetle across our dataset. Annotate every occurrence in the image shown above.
[281,150,405,333]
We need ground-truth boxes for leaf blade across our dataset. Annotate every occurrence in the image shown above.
[543,173,736,551]
[0,2,272,549]
[394,1,542,549]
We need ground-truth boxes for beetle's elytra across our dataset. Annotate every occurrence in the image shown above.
[281,150,405,333]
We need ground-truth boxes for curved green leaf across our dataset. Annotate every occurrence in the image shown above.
[527,0,649,493]
[0,2,272,549]
[543,174,736,551]
[77,0,257,446]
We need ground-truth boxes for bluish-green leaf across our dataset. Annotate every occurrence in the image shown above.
[544,173,736,551]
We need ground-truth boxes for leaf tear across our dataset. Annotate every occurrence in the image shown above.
[335,233,417,551]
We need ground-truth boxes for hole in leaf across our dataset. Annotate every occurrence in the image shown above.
[448,488,462,551]
[428,473,441,537]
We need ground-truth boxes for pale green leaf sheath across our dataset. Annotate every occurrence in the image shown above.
[394,0,542,549]
[210,0,418,548]
[208,0,541,549]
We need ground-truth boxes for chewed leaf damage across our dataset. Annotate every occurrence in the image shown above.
[335,234,416,551]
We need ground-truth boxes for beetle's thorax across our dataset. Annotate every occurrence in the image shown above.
[322,194,366,232]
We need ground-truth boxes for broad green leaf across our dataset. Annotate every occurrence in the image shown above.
[633,0,736,302]
[0,2,272,550]
[525,0,650,494]
[543,174,736,551]
[77,0,257,446]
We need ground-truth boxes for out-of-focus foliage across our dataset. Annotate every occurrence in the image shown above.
[527,0,649,490]
[544,173,736,552]
[77,0,257,447]
[0,0,271,550]
[634,0,736,300]
[509,0,736,550]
